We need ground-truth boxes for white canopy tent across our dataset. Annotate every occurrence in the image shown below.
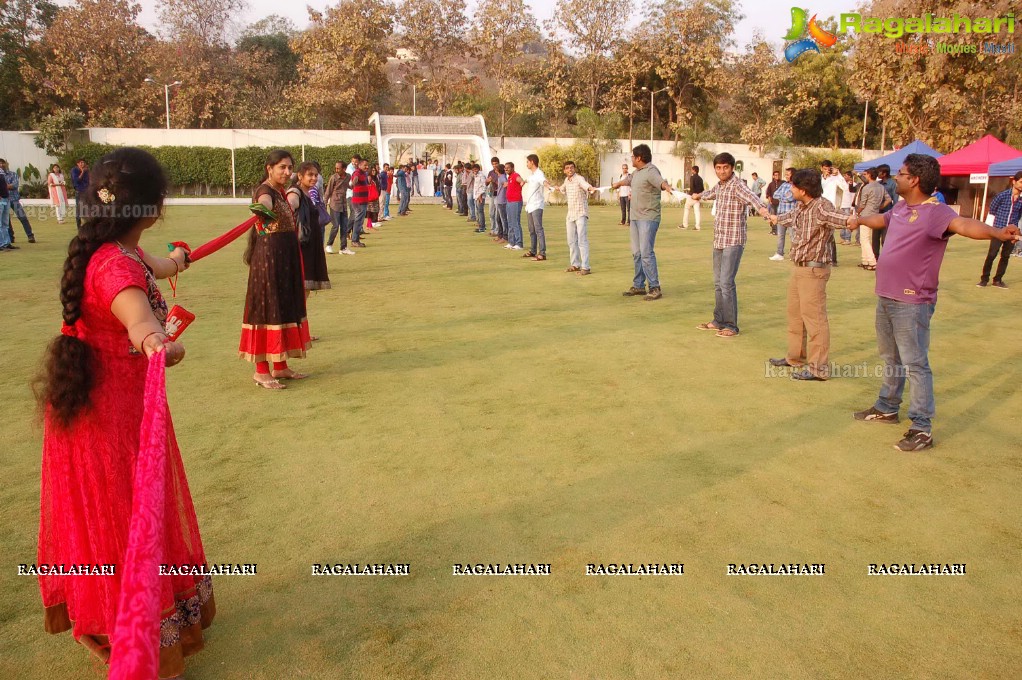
[370,114,490,194]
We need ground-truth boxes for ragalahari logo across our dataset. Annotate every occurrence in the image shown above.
[783,7,837,62]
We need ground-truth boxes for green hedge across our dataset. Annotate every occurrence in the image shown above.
[59,142,379,195]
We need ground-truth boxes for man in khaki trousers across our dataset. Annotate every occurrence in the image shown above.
[767,169,855,381]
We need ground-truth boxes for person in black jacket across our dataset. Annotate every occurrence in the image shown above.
[680,166,705,231]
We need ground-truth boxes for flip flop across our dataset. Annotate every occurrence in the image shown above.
[253,376,286,390]
[696,322,719,331]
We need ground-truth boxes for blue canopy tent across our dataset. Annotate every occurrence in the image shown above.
[989,157,1022,177]
[854,140,943,172]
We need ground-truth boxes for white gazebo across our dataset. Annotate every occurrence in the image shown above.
[369,114,490,168]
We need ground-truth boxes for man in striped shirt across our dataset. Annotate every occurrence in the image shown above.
[691,152,770,337]
[349,159,370,248]
[767,169,854,380]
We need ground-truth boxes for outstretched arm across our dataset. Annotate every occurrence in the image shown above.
[948,218,1021,242]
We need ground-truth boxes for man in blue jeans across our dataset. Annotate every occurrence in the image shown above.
[691,152,770,335]
[849,153,1020,451]
[0,172,13,251]
[611,144,676,300]
[396,164,411,216]
[1,159,35,243]
[379,163,392,219]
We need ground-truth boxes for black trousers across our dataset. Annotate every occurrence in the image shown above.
[981,238,1014,283]
[871,227,887,261]
[619,196,630,223]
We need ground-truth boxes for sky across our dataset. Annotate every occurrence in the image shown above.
[130,0,854,51]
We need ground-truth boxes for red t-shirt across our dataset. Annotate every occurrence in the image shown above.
[506,173,523,202]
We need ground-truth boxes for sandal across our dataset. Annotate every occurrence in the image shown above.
[696,322,719,331]
[253,375,287,390]
[715,328,739,338]
[309,335,320,341]
[533,255,547,261]
[271,369,309,380]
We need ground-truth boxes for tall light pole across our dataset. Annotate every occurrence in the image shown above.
[641,86,669,149]
[145,78,183,129]
[396,78,429,116]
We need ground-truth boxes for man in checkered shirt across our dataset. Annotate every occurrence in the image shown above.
[976,170,1022,288]
[691,152,771,337]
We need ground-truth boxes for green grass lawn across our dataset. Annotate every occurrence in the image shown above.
[2,204,1020,679]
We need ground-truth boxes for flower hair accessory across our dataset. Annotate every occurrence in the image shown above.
[97,187,115,204]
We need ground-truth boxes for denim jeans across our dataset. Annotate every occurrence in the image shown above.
[495,203,507,238]
[629,219,660,289]
[775,224,788,256]
[476,198,486,230]
[381,191,391,217]
[0,200,10,248]
[8,199,32,239]
[506,201,523,246]
[712,244,744,332]
[468,196,476,220]
[350,202,367,243]
[326,208,348,248]
[566,216,589,270]
[527,209,545,256]
[398,188,410,215]
[873,297,936,432]
[489,199,497,233]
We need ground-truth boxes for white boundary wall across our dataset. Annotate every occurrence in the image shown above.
[0,131,58,173]
[1,127,886,195]
[87,128,371,150]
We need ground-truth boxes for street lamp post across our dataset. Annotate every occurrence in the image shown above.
[641,86,669,149]
[145,78,183,129]
[396,79,428,116]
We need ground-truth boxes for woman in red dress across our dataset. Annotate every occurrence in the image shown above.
[240,149,312,389]
[37,147,214,678]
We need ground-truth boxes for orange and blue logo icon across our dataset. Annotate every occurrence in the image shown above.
[783,7,837,61]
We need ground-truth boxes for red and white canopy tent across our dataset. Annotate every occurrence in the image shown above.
[938,135,1022,219]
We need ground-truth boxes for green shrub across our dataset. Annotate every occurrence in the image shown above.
[57,142,379,196]
[790,149,861,173]
[535,142,600,186]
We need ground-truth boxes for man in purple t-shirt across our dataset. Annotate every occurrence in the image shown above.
[848,154,1020,451]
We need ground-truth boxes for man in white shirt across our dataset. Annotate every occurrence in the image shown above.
[522,154,547,260]
[820,160,848,264]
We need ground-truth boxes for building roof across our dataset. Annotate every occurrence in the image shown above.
[374,115,486,138]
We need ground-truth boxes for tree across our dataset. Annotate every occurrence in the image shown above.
[720,37,817,155]
[153,0,251,128]
[788,27,866,148]
[848,0,1020,151]
[397,0,472,115]
[0,0,58,128]
[547,0,630,110]
[291,0,395,127]
[641,0,741,141]
[25,0,160,126]
[33,107,85,155]
[470,0,541,140]
[232,15,301,127]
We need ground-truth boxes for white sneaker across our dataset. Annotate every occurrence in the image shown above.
[504,244,513,249]
[769,253,784,261]
[510,245,523,250]
[325,245,335,254]
[340,248,356,255]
